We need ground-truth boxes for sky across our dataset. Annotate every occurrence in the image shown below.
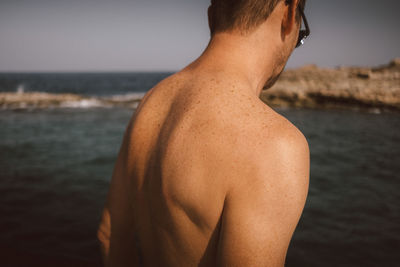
[0,0,399,72]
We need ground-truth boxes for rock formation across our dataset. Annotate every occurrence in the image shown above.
[0,92,143,109]
[260,58,400,112]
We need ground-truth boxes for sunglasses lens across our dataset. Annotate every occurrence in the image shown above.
[296,31,307,48]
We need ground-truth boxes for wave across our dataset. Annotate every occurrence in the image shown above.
[0,92,145,110]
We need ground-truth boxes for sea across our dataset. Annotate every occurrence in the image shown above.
[0,73,399,267]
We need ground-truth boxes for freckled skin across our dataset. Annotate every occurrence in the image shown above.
[99,71,309,267]
[98,1,309,266]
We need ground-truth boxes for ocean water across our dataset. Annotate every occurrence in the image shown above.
[0,73,399,266]
[0,72,171,96]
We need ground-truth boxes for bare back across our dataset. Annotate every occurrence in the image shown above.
[98,70,309,267]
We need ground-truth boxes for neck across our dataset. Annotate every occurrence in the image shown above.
[186,30,279,96]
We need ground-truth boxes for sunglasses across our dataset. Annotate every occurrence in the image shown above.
[296,5,310,48]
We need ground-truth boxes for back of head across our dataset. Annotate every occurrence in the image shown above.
[208,0,305,35]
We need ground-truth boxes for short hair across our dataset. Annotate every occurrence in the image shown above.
[209,0,305,35]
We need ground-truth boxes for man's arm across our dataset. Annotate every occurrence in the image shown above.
[98,205,111,264]
[97,119,140,267]
[216,129,310,266]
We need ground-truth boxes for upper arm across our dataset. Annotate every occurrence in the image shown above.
[97,126,141,267]
[98,205,111,264]
[217,130,309,266]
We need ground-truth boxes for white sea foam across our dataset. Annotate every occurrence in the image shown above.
[105,92,145,102]
[60,99,107,108]
[16,84,25,94]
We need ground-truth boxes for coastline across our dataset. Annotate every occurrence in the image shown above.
[260,59,400,112]
[0,92,144,109]
[0,59,399,112]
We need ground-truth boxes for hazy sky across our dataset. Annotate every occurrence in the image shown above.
[0,0,399,72]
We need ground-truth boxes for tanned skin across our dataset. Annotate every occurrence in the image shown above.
[98,0,309,266]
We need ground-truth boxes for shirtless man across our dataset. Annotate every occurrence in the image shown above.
[98,0,310,266]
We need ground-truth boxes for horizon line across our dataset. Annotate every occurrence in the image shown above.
[0,58,397,74]
[0,70,177,74]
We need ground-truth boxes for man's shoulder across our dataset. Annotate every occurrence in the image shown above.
[258,109,309,169]
[263,111,309,155]
[238,105,308,154]
[214,102,309,159]
[225,108,309,185]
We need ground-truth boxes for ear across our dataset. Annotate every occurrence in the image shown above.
[282,0,299,36]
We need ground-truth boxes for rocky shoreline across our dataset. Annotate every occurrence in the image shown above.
[260,59,400,112]
[1,59,399,112]
[0,91,143,109]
